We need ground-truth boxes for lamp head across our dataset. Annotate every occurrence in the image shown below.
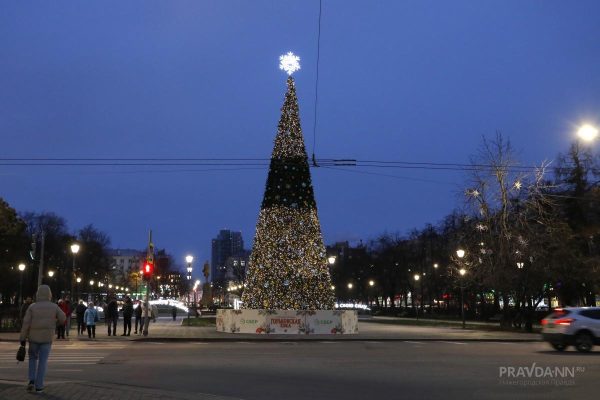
[70,243,80,254]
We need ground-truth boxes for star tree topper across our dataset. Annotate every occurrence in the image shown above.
[279,51,301,75]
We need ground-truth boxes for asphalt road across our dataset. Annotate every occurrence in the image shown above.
[1,340,598,399]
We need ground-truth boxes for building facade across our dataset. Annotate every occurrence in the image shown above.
[109,249,143,276]
[211,230,245,282]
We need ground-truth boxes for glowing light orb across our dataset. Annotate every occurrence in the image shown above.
[279,52,301,75]
[577,124,599,142]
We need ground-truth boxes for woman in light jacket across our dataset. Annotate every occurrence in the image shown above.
[83,302,98,339]
[19,285,66,393]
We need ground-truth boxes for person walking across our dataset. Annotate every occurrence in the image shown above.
[56,300,68,339]
[20,297,33,322]
[75,300,86,335]
[63,296,73,337]
[83,302,98,339]
[106,296,118,336]
[171,305,177,321]
[120,296,133,336]
[19,284,66,393]
[134,301,142,334]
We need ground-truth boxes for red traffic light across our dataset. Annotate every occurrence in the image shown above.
[143,262,154,276]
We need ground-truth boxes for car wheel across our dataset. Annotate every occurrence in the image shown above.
[575,332,594,353]
[550,342,567,351]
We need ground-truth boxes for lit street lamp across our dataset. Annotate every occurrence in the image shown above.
[327,256,336,265]
[18,263,26,308]
[516,262,524,269]
[456,249,465,259]
[70,243,80,300]
[577,124,599,142]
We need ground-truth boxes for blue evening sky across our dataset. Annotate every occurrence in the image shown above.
[2,1,600,275]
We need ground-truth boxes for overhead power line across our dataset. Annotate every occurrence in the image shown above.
[0,157,553,173]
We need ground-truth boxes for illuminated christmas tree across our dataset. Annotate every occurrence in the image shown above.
[242,52,334,310]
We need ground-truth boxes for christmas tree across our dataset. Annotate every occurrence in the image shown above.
[242,53,334,310]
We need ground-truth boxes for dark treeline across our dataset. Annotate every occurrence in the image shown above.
[329,134,600,330]
[0,207,113,310]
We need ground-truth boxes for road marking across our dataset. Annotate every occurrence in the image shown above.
[441,341,467,345]
[405,341,425,345]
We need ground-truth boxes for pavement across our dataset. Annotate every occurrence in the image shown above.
[0,314,544,399]
[0,381,240,400]
[0,315,542,343]
[0,339,596,400]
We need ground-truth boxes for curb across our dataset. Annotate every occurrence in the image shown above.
[130,337,542,343]
[0,336,543,343]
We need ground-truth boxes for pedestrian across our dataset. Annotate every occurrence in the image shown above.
[83,302,98,339]
[106,295,118,336]
[20,297,33,322]
[140,301,154,333]
[19,284,66,393]
[75,300,86,335]
[171,305,177,321]
[56,300,68,339]
[64,296,72,337]
[134,301,142,334]
[152,304,158,323]
[121,296,133,336]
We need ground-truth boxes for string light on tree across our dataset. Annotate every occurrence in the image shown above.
[242,52,334,310]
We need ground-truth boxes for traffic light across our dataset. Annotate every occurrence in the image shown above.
[143,259,154,278]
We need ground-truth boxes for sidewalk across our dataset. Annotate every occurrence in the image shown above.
[0,380,240,400]
[0,316,541,342]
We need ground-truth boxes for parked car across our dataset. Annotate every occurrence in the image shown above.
[541,307,600,352]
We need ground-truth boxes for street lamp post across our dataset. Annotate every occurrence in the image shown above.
[186,255,193,325]
[89,280,94,303]
[459,268,466,329]
[76,277,82,300]
[47,270,55,297]
[193,280,200,317]
[70,243,80,300]
[456,249,466,329]
[18,263,26,307]
[413,274,421,320]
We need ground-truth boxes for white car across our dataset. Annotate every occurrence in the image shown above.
[541,307,600,352]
